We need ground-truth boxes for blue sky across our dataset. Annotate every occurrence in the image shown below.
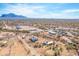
[0,3,79,19]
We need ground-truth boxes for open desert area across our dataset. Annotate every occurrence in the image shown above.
[0,19,79,56]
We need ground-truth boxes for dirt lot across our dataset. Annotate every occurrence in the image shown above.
[0,32,40,56]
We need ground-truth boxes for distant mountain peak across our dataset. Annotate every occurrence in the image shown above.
[0,13,26,18]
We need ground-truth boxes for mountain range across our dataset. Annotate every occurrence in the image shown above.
[0,13,79,22]
[0,13,27,20]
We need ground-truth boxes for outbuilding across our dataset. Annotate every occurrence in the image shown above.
[43,41,53,45]
[29,37,38,42]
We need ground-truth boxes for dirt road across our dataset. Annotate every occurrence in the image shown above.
[17,36,40,56]
[0,33,40,56]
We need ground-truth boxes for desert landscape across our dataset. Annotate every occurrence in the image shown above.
[0,19,79,56]
[0,3,79,56]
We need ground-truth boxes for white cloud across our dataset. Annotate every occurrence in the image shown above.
[63,9,79,13]
[0,4,46,17]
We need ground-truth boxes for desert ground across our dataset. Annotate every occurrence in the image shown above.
[0,19,79,56]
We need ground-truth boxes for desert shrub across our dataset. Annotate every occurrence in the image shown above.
[33,42,41,48]
[32,32,39,37]
[44,50,55,56]
[66,43,76,50]
[52,45,63,56]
